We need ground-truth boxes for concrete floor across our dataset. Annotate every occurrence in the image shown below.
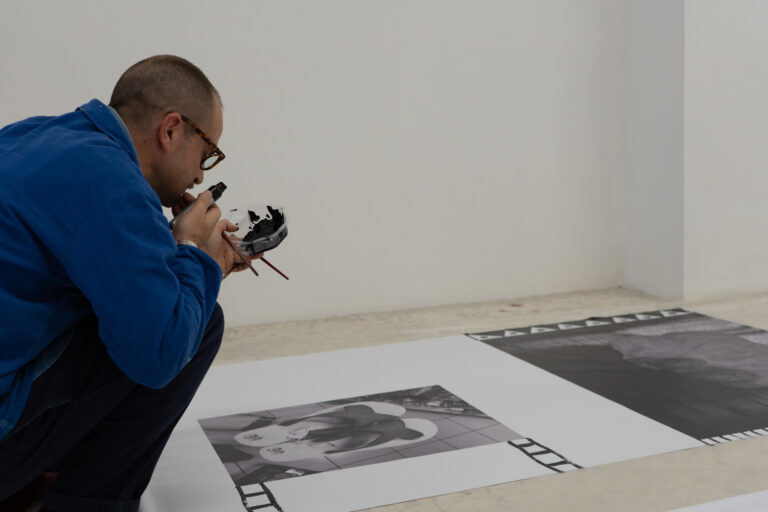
[216,287,768,512]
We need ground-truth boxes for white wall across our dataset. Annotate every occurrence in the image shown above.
[684,0,768,298]
[621,0,685,298]
[619,0,768,302]
[0,1,623,326]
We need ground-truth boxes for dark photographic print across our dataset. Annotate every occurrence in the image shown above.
[470,310,768,441]
[199,385,522,487]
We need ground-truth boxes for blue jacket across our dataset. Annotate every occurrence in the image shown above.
[0,99,222,439]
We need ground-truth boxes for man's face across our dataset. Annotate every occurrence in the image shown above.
[156,101,224,207]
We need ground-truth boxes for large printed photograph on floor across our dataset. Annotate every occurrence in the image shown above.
[199,385,522,486]
[470,309,768,441]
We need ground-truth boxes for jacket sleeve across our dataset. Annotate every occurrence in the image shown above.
[59,183,222,389]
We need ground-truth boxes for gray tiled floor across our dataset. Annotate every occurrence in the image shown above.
[441,430,499,450]
[395,439,457,458]
[430,417,474,438]
[477,422,524,442]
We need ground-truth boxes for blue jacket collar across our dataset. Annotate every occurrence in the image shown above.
[77,99,140,165]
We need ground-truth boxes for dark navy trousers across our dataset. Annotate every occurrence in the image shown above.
[0,304,224,512]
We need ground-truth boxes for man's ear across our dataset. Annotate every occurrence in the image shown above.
[157,112,183,152]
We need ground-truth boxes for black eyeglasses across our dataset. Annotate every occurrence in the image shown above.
[180,114,226,170]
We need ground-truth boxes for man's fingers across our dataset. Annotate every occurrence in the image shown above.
[192,190,213,214]
[214,218,235,235]
[171,192,196,216]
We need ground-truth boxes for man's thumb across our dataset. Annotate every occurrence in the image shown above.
[191,190,213,213]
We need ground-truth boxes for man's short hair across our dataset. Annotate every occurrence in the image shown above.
[109,55,220,131]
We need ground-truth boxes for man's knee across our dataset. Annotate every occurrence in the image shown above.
[199,303,224,354]
[207,302,224,336]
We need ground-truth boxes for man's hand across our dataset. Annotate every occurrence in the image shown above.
[170,192,196,218]
[171,191,243,276]
[223,234,264,278]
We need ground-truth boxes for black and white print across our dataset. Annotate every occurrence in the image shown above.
[199,385,522,487]
[471,309,768,440]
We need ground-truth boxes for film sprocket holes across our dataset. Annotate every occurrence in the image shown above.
[226,204,287,255]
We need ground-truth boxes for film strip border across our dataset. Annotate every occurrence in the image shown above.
[237,482,283,512]
[467,308,692,341]
[701,428,768,446]
[508,437,583,473]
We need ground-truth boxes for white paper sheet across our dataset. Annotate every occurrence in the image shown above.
[140,335,702,512]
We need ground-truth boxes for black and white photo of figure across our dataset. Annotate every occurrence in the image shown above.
[199,385,522,486]
[225,205,287,255]
[472,310,768,440]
